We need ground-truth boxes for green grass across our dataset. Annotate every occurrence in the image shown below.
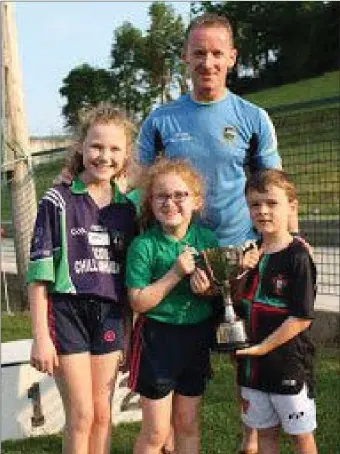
[244,70,339,108]
[1,312,32,342]
[1,350,339,453]
[1,315,340,453]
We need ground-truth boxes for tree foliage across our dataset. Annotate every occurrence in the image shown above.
[59,1,338,127]
[60,2,186,127]
[193,1,339,92]
[59,64,114,128]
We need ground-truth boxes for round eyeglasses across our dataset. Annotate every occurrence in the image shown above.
[153,191,190,205]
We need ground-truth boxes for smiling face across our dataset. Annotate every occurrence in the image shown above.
[79,122,127,183]
[247,185,297,240]
[151,172,201,238]
[184,25,237,102]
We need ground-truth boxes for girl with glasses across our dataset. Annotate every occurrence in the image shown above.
[126,157,218,454]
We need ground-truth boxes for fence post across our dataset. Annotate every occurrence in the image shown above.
[10,159,37,309]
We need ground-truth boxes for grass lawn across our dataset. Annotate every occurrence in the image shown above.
[1,313,339,453]
[244,70,339,108]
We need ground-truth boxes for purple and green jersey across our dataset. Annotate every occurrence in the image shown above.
[27,178,138,304]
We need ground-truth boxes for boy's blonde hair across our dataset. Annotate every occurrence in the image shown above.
[65,102,136,178]
[245,169,297,202]
[140,157,205,228]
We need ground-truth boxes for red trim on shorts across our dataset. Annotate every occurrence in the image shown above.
[47,296,59,351]
[128,314,146,391]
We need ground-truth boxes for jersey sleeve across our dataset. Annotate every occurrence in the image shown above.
[125,237,153,289]
[251,108,282,171]
[137,114,157,166]
[288,249,317,319]
[26,194,61,284]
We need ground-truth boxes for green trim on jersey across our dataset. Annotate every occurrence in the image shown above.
[52,211,76,293]
[254,254,288,308]
[126,223,218,325]
[26,257,55,282]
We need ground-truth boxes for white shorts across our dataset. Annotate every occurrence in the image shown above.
[241,384,317,435]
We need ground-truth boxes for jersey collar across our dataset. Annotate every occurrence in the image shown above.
[70,176,125,203]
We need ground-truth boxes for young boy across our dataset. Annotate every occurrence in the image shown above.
[235,169,318,454]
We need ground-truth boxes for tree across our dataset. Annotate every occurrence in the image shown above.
[110,22,153,121]
[143,2,186,103]
[59,64,115,127]
[193,1,339,91]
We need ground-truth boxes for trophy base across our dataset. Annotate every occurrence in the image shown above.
[213,341,251,354]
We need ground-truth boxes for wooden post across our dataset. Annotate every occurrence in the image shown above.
[1,2,37,309]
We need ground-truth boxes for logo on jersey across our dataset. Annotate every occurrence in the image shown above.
[103,330,116,342]
[223,126,237,142]
[169,132,193,143]
[272,274,288,295]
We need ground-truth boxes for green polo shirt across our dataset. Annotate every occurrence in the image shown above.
[126,222,218,324]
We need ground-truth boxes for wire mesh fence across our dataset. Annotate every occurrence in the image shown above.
[1,98,339,312]
[269,100,340,296]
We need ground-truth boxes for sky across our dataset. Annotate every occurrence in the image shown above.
[13,1,191,137]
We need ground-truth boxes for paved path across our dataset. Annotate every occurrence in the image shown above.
[1,239,339,312]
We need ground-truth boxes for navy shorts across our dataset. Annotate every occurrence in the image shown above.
[48,295,124,355]
[128,316,213,399]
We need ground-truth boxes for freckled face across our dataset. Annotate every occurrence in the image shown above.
[80,122,127,182]
[151,173,200,236]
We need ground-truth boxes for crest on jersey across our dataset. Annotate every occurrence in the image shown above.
[272,274,288,295]
[223,126,237,142]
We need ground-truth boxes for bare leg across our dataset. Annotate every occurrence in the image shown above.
[134,394,173,454]
[89,351,121,454]
[258,426,280,454]
[240,424,258,453]
[55,353,93,454]
[172,394,201,454]
[161,425,175,453]
[291,433,317,454]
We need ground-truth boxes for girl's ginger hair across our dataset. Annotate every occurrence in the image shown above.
[140,157,205,229]
[64,102,136,179]
[245,169,297,202]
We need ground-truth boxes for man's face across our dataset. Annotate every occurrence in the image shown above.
[184,25,237,101]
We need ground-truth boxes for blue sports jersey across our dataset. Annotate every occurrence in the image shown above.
[138,91,281,246]
[27,178,138,303]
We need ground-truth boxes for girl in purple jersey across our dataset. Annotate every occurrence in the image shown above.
[28,102,137,454]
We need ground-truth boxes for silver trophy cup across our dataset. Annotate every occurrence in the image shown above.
[200,246,251,353]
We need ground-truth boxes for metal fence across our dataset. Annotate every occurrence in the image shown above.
[1,98,339,312]
[269,98,340,295]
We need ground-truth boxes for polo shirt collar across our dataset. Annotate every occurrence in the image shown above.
[70,177,125,203]
[155,222,194,244]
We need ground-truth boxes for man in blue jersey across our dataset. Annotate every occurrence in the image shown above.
[137,12,295,454]
[137,13,292,249]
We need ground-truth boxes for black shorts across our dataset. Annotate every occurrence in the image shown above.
[128,316,213,399]
[48,295,124,355]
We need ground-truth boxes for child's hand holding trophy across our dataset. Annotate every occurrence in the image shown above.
[197,241,260,352]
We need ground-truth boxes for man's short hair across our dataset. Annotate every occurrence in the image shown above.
[185,13,234,45]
